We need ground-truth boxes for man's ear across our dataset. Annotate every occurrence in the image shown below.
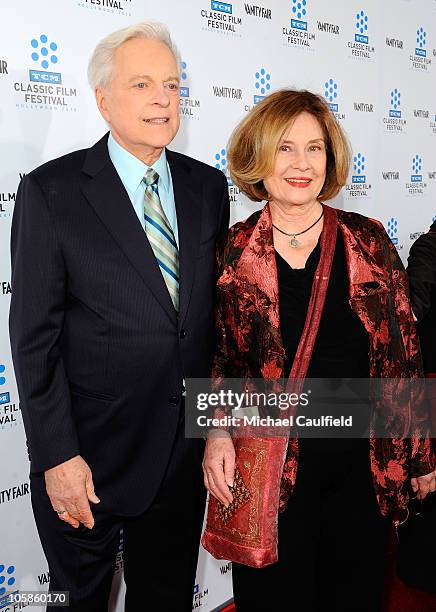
[95,86,110,122]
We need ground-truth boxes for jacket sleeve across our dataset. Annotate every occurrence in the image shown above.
[377,223,434,477]
[9,174,80,472]
[406,233,436,323]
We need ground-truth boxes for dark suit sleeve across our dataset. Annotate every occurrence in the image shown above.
[407,233,436,322]
[377,224,434,476]
[216,172,230,257]
[9,174,80,472]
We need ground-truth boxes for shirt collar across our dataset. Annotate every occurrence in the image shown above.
[108,132,170,194]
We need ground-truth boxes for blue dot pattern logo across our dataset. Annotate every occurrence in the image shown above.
[356,10,368,34]
[352,152,366,183]
[215,149,227,172]
[354,153,365,174]
[389,88,401,118]
[0,565,16,597]
[214,149,232,185]
[31,35,58,70]
[180,61,189,98]
[291,0,308,30]
[411,155,423,182]
[390,88,400,110]
[292,0,307,21]
[0,365,5,386]
[416,27,426,49]
[255,69,271,95]
[324,78,338,103]
[387,217,398,244]
[355,10,369,43]
[412,155,422,174]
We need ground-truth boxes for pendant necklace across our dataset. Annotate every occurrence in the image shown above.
[272,208,324,248]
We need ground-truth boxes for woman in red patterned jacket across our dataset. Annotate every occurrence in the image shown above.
[202,89,435,611]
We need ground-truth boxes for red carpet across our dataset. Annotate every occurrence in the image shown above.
[221,530,436,611]
[383,530,436,612]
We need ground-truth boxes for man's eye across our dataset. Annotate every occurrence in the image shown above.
[167,83,178,90]
[136,83,146,89]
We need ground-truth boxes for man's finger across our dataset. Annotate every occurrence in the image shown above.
[58,511,80,529]
[85,474,100,505]
[74,503,95,529]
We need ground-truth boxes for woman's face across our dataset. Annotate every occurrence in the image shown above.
[263,112,327,210]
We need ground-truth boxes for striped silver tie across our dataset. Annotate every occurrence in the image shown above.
[143,168,179,311]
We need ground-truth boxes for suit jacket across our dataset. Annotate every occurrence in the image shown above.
[9,133,230,515]
[407,221,436,373]
[213,203,434,515]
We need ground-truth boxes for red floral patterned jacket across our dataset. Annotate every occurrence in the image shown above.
[213,203,434,515]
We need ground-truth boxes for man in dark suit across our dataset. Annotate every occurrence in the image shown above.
[9,21,229,612]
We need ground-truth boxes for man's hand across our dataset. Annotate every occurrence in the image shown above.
[411,471,436,500]
[44,455,100,529]
[203,430,235,507]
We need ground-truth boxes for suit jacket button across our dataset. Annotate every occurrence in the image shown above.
[170,396,179,405]
[179,329,187,339]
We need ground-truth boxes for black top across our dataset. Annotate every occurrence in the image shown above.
[276,229,370,453]
[276,229,370,379]
[407,222,436,373]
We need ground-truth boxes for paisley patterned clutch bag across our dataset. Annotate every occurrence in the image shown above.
[201,436,288,568]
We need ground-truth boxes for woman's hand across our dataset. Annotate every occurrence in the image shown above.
[411,471,436,499]
[203,429,235,507]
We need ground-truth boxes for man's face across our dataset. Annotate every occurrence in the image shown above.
[96,37,180,164]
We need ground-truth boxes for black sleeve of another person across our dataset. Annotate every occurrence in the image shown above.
[9,174,80,473]
[407,231,436,323]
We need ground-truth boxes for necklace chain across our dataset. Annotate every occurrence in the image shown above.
[272,208,324,248]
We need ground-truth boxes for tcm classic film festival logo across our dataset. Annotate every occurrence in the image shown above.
[14,35,78,111]
[386,217,403,251]
[406,155,428,196]
[0,364,21,431]
[346,151,372,199]
[410,26,432,72]
[347,9,375,60]
[383,88,406,134]
[200,1,243,37]
[282,0,316,49]
[76,0,132,16]
[244,67,271,112]
[323,78,345,122]
[179,62,200,121]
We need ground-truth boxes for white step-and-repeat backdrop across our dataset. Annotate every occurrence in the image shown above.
[1,1,435,610]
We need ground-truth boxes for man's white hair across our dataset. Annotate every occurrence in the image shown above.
[88,21,181,90]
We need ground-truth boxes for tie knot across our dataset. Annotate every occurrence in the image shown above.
[144,168,159,186]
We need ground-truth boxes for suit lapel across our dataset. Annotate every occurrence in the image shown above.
[167,150,202,327]
[81,135,177,322]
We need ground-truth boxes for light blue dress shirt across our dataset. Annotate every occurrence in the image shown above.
[107,132,179,246]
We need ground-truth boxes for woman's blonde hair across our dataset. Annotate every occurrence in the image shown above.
[228,89,351,202]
